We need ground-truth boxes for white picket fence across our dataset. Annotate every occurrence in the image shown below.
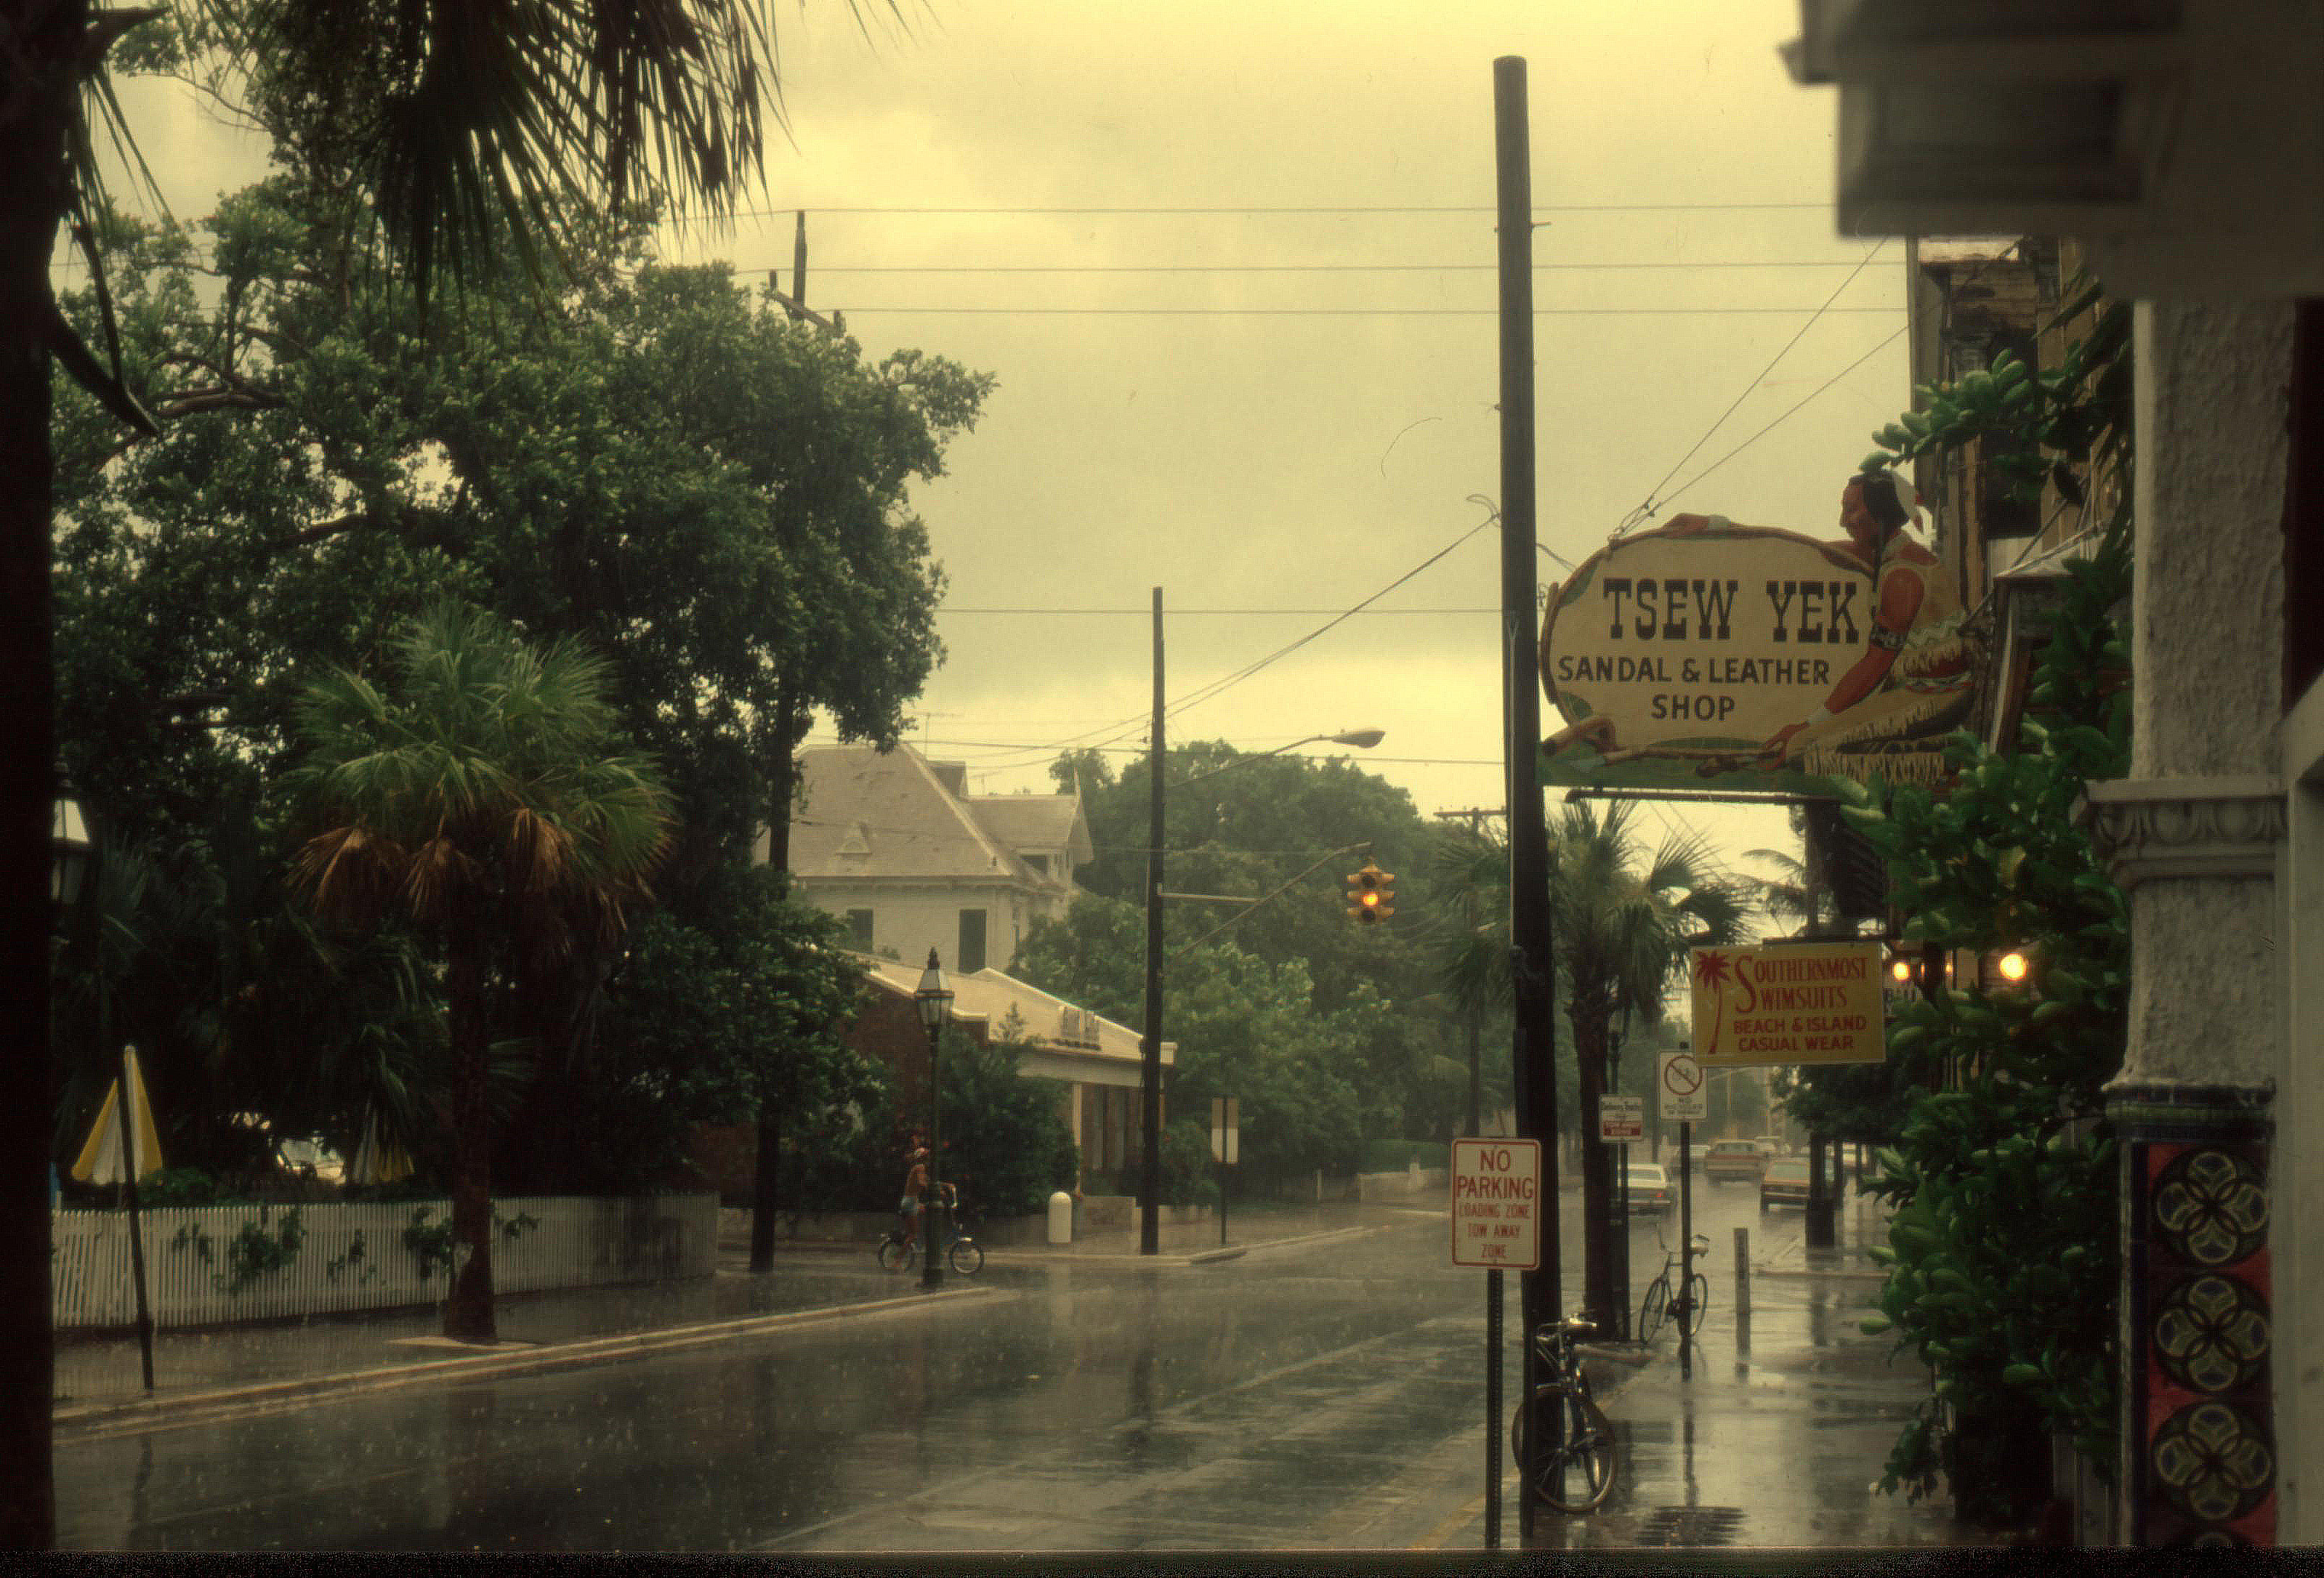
[52,1194,717,1332]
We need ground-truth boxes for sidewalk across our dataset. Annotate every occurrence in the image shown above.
[1389,1191,1993,1553]
[51,1200,1385,1434]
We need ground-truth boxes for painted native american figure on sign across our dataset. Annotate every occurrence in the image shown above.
[1538,472,1980,792]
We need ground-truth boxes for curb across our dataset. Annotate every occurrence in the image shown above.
[977,1222,1384,1269]
[55,1284,1009,1441]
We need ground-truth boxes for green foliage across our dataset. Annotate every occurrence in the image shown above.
[324,1230,375,1286]
[171,1206,308,1297]
[1843,526,2132,1518]
[935,1025,1081,1218]
[1014,894,1368,1189]
[50,184,989,1199]
[138,1168,229,1207]
[570,865,878,1193]
[403,1208,459,1283]
[1159,1118,1216,1210]
[1049,740,1467,1143]
[1863,294,2132,514]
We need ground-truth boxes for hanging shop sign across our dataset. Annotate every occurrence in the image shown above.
[1688,940,1887,1067]
[1538,517,1977,793]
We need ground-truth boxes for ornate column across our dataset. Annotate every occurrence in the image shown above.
[2083,780,2283,1546]
[2080,299,2293,1547]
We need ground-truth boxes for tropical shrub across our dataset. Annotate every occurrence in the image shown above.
[1844,525,2130,1522]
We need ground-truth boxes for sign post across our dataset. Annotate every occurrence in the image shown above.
[1658,1051,1706,1382]
[1210,1098,1238,1247]
[1599,1096,1642,1338]
[1452,1136,1542,1547]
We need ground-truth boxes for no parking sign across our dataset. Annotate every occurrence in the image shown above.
[1658,1050,1707,1122]
[1449,1138,1541,1269]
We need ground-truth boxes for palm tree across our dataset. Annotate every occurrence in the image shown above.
[1556,802,1748,1330]
[1433,804,1748,1327]
[9,4,811,1539]
[286,601,670,1340]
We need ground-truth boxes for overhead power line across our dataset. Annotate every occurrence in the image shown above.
[963,506,1500,773]
[731,203,1833,217]
[775,259,1891,274]
[1618,240,1892,535]
[941,606,1494,615]
[818,305,1904,317]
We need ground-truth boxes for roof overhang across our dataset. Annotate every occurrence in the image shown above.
[1786,0,2324,298]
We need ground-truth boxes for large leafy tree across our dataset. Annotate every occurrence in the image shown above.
[1013,893,1366,1189]
[1052,742,1466,1142]
[589,864,879,1198]
[49,196,986,1258]
[10,5,812,1537]
[286,601,671,1340]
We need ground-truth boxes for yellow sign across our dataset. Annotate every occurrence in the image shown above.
[1540,513,1977,793]
[1688,942,1887,1066]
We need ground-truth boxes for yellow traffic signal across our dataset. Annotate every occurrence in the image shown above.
[1346,862,1393,924]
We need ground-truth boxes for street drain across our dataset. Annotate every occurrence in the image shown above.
[1630,1505,1748,1547]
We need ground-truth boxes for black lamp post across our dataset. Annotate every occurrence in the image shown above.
[915,948,953,1290]
[1609,1000,1631,1340]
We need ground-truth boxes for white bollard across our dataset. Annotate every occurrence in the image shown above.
[1047,1190,1073,1245]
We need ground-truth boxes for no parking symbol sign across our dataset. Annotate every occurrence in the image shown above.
[1659,1050,1707,1122]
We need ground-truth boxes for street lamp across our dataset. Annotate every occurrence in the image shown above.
[915,948,953,1290]
[1139,722,1385,1254]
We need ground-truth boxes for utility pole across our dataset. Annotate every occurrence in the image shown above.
[1496,55,1560,1543]
[748,209,812,1278]
[767,211,842,334]
[1139,588,1164,1255]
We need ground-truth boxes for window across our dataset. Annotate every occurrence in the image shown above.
[959,908,987,973]
[846,909,873,950]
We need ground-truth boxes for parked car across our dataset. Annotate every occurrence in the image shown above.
[1759,1154,1843,1211]
[1624,1160,1675,1213]
[1702,1138,1767,1184]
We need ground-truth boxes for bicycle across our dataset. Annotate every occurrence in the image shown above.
[876,1216,982,1276]
[1635,1231,1711,1344]
[1509,1312,1618,1514]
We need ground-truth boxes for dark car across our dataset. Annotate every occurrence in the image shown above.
[1759,1154,1842,1211]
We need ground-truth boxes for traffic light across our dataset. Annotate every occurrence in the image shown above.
[1345,862,1395,923]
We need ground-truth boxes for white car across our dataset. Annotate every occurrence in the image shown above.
[1623,1161,1675,1213]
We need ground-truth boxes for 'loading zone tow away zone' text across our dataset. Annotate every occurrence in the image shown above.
[1450,1139,1542,1269]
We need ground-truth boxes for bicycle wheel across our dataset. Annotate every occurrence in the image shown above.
[1525,1388,1616,1513]
[1679,1273,1709,1339]
[1637,1276,1668,1344]
[1509,1384,1562,1486]
[948,1237,984,1275]
[876,1236,912,1272]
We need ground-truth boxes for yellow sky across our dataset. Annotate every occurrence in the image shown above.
[91,0,1906,886]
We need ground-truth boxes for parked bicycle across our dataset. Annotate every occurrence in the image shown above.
[1636,1231,1711,1344]
[1509,1312,1618,1513]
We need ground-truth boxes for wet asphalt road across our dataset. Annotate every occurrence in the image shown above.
[54,1178,1844,1552]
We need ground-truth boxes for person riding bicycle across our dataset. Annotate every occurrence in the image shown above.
[899,1148,929,1253]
